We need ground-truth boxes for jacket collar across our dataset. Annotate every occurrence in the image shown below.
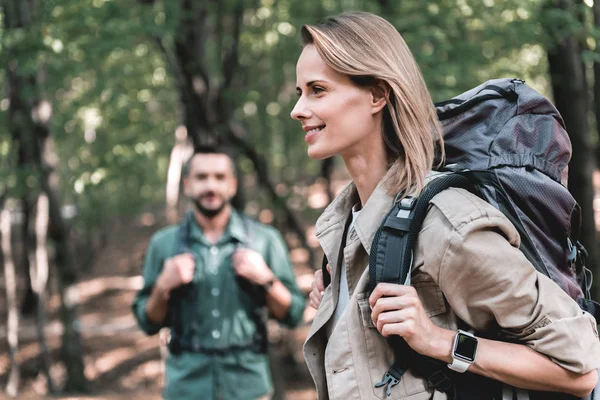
[315,174,395,255]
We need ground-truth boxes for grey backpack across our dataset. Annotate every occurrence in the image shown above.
[433,78,595,310]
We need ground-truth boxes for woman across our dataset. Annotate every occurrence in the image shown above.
[291,12,600,400]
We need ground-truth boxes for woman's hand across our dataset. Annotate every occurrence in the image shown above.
[309,264,330,310]
[369,282,448,358]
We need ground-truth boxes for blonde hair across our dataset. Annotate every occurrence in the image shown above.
[301,12,443,196]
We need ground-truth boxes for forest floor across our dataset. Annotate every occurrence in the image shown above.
[0,205,321,400]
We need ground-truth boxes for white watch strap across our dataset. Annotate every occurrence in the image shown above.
[448,357,471,373]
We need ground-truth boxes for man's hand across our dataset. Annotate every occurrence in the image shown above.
[233,248,274,286]
[309,264,330,310]
[156,253,195,298]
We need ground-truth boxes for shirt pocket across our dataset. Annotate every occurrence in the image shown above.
[356,284,447,400]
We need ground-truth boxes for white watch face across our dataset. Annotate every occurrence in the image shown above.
[454,332,477,362]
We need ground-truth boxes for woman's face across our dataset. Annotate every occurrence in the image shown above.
[291,44,384,160]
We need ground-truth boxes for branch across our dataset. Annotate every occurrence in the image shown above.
[222,0,244,90]
[225,121,315,267]
[151,35,187,96]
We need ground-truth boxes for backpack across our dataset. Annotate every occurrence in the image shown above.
[322,78,599,399]
[168,210,269,355]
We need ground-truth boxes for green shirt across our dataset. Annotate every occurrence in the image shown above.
[132,209,306,400]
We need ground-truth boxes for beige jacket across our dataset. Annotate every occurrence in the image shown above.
[303,179,600,400]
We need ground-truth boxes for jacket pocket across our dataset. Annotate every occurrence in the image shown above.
[356,285,447,400]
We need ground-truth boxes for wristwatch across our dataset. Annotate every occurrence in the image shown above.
[262,277,276,291]
[448,329,478,373]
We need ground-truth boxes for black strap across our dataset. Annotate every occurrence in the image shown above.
[169,211,195,354]
[322,255,330,287]
[370,173,475,397]
[239,215,269,354]
[322,211,355,288]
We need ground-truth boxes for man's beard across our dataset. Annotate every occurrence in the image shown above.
[193,193,229,218]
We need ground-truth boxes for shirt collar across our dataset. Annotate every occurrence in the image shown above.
[188,208,249,246]
[315,174,395,255]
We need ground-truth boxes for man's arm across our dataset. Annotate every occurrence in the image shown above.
[233,228,306,326]
[145,253,196,325]
[233,248,292,320]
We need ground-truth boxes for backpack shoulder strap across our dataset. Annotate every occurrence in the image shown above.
[371,173,475,396]
[239,214,271,352]
[168,211,195,354]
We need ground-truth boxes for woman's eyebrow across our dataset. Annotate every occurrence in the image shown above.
[296,80,327,91]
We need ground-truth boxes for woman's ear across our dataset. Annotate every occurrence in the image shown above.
[370,81,389,114]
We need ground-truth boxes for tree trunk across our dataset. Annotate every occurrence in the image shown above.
[545,0,599,298]
[173,0,216,147]
[39,139,88,393]
[19,197,38,316]
[1,206,20,398]
[33,193,56,393]
[165,128,191,224]
[4,0,88,391]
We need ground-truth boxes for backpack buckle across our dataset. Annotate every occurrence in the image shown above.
[394,193,416,208]
[394,195,416,219]
[375,371,400,398]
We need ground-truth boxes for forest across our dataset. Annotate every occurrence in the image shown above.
[1,0,600,398]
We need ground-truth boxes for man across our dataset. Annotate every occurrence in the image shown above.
[132,146,306,400]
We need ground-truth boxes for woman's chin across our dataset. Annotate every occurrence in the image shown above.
[307,145,333,160]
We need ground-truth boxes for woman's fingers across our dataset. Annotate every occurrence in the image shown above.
[315,269,325,292]
[369,283,415,308]
[374,308,417,332]
[378,322,416,338]
[309,290,321,309]
[309,269,325,310]
[371,292,420,323]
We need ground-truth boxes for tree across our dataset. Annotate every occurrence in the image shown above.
[1,201,19,397]
[543,0,599,298]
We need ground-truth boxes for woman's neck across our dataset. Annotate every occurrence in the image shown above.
[342,146,388,206]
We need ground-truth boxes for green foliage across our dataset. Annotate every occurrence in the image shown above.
[2,0,179,232]
[0,0,596,236]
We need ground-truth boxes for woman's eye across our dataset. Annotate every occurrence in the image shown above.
[312,86,325,94]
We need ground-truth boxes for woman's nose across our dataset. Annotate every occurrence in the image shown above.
[290,97,310,120]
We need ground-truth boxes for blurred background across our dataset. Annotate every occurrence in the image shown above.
[1,0,600,399]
